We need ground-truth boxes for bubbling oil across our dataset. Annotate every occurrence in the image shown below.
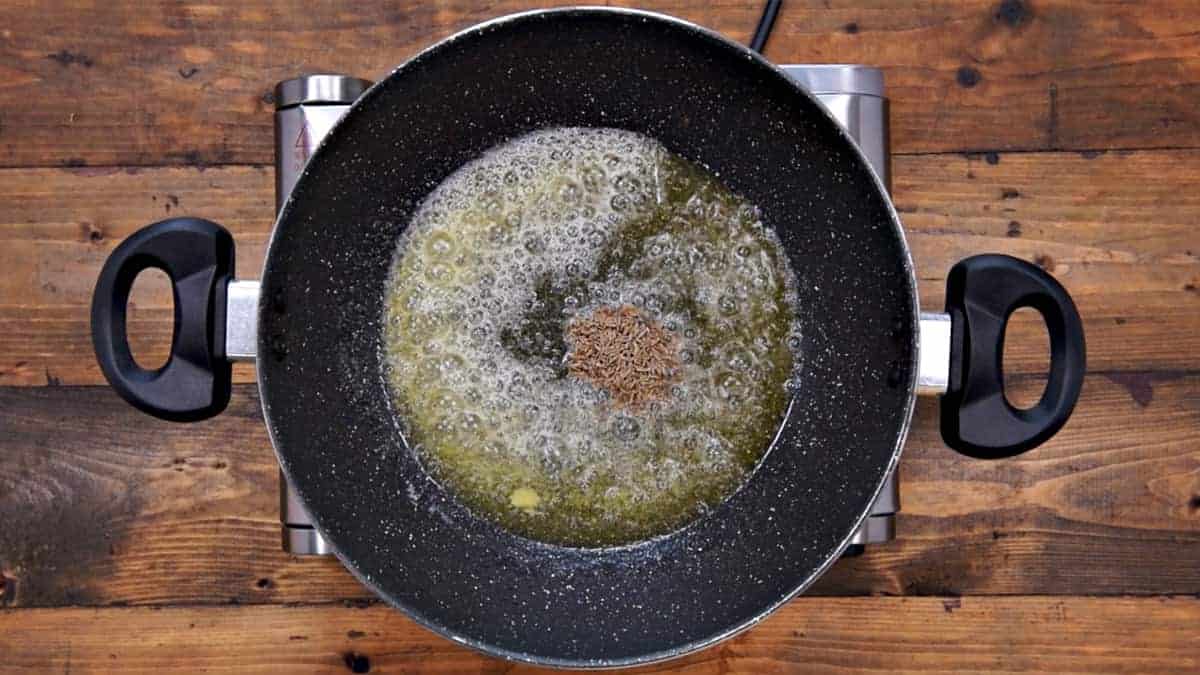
[384,127,800,547]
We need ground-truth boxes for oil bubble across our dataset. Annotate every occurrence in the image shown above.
[613,416,640,441]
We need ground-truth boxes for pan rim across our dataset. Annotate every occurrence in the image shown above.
[257,6,920,669]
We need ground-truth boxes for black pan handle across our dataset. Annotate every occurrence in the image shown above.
[941,254,1086,459]
[91,218,235,422]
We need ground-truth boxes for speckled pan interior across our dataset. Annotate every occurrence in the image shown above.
[258,8,917,668]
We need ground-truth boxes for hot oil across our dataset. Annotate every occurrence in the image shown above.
[384,127,801,547]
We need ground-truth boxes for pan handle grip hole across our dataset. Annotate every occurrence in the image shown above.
[126,267,174,371]
[1002,306,1050,411]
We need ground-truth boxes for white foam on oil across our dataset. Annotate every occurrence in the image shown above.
[384,127,800,546]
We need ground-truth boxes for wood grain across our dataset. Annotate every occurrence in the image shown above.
[3,148,1197,386]
[0,0,1198,169]
[1,370,1196,609]
[2,0,1197,669]
[1,597,1197,673]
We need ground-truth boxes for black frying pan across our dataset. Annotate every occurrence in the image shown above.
[91,8,1085,667]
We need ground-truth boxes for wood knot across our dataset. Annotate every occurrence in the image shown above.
[81,221,104,243]
[994,0,1029,28]
[956,66,982,88]
[47,49,94,68]
[343,652,371,673]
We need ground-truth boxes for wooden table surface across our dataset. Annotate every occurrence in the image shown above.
[1,1,1198,672]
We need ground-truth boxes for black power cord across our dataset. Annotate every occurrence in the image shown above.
[749,0,783,53]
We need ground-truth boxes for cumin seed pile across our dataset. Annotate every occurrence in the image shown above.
[566,304,681,409]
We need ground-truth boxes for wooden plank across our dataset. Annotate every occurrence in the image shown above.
[894,149,1200,380]
[0,165,272,386]
[2,148,1197,386]
[0,0,1198,169]
[1,371,1197,609]
[818,383,1200,596]
[0,597,1197,673]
